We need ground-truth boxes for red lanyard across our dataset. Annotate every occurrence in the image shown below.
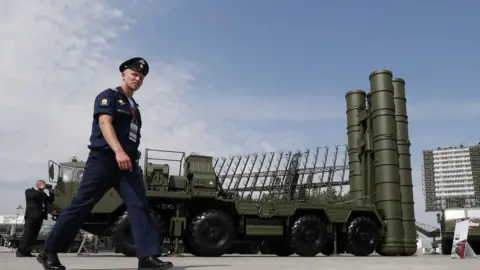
[129,106,137,121]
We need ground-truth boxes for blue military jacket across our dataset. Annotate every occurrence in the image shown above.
[87,86,142,155]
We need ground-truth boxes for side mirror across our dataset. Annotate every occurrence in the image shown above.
[47,160,61,183]
[48,164,54,180]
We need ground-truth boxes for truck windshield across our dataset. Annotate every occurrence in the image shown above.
[60,166,75,182]
[76,170,84,181]
[445,208,480,220]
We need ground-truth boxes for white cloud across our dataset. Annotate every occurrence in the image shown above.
[0,1,201,212]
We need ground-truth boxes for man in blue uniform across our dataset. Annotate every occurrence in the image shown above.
[36,57,173,270]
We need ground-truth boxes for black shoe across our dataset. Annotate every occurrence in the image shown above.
[36,251,66,270]
[138,256,173,270]
[16,251,35,257]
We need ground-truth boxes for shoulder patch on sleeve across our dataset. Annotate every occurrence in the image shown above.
[99,97,110,107]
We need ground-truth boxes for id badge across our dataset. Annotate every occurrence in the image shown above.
[129,122,138,142]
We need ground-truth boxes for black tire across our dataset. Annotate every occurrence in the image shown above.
[112,210,166,257]
[188,209,235,257]
[290,215,326,257]
[347,216,379,256]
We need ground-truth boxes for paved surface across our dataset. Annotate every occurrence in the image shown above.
[0,251,478,270]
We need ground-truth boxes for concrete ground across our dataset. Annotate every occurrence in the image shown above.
[1,250,478,270]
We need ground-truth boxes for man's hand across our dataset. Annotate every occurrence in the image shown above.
[116,151,132,171]
[98,114,131,171]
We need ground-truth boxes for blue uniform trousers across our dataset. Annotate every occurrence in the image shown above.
[44,150,161,259]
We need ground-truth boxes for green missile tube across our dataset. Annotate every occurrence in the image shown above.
[392,78,417,256]
[368,70,404,256]
[345,90,367,205]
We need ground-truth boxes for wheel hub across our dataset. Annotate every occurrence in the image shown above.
[207,226,222,239]
[300,226,319,243]
[358,231,373,241]
[304,229,317,241]
[202,221,227,245]
[354,226,374,246]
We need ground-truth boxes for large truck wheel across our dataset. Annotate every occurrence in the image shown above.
[187,209,235,257]
[290,215,326,257]
[347,216,379,256]
[112,210,166,257]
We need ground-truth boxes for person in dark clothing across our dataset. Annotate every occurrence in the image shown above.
[17,180,54,257]
[36,57,173,270]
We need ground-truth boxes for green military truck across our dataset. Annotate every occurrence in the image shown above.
[46,69,417,257]
[47,148,384,257]
[437,207,480,254]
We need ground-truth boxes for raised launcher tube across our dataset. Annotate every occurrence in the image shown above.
[368,70,404,256]
[392,78,417,256]
[360,93,377,206]
[345,90,367,206]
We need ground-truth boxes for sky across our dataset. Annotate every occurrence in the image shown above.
[1,0,480,228]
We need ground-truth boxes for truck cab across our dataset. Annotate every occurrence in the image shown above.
[438,207,480,254]
[47,157,86,219]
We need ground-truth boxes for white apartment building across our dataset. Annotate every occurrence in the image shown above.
[422,145,480,212]
[432,147,475,197]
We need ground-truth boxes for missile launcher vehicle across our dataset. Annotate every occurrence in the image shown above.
[48,147,381,257]
[47,69,416,257]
